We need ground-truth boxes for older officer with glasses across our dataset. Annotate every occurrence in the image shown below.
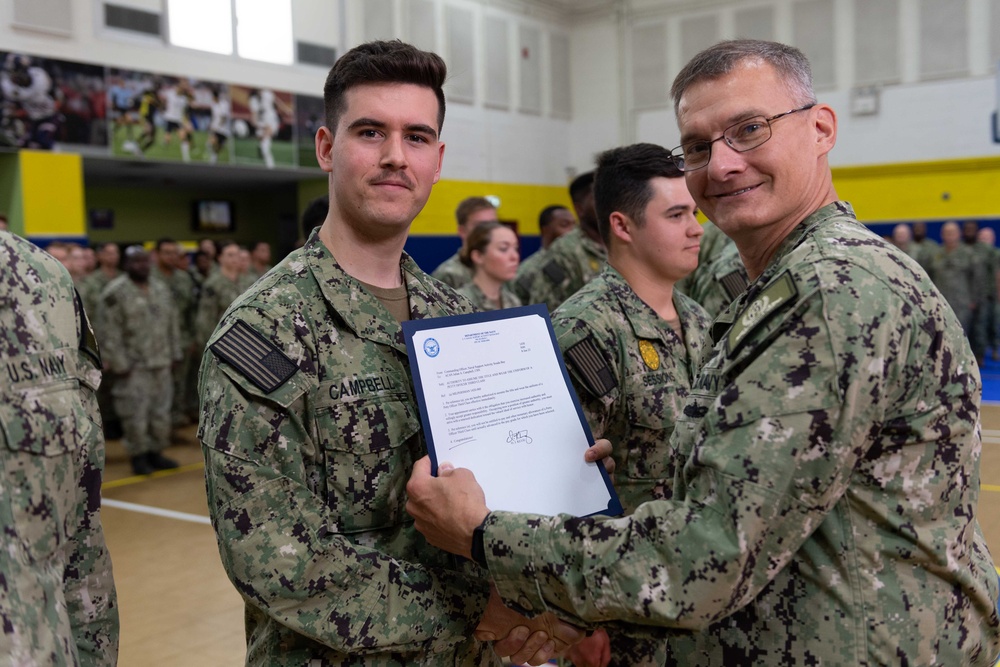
[406,39,1000,666]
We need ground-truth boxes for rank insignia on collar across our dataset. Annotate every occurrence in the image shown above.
[638,340,660,370]
[727,271,798,354]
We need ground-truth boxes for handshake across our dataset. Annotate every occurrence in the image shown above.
[477,585,609,667]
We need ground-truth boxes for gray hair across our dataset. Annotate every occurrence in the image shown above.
[671,40,816,113]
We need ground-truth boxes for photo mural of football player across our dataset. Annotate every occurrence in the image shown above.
[295,94,324,169]
[0,52,106,150]
[204,85,233,164]
[109,70,228,163]
[229,84,295,168]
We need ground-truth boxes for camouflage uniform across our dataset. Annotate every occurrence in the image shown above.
[431,251,473,289]
[78,269,122,429]
[675,221,748,320]
[198,233,500,666]
[97,274,181,456]
[967,242,997,361]
[456,282,522,311]
[511,247,548,303]
[479,203,1000,666]
[928,243,977,333]
[912,237,940,273]
[978,242,1000,354]
[194,271,245,348]
[0,232,119,665]
[523,228,606,313]
[78,269,119,326]
[552,265,711,666]
[152,266,198,424]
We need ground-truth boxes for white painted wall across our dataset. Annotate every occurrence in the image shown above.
[3,0,999,183]
[568,0,1000,170]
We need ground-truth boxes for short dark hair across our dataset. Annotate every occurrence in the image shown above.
[538,205,569,230]
[155,237,177,252]
[455,197,496,227]
[301,195,329,239]
[593,143,683,246]
[323,40,447,133]
[568,172,594,206]
[671,39,816,113]
[459,221,508,268]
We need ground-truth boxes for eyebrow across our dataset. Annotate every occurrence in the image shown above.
[346,117,438,139]
[680,109,769,144]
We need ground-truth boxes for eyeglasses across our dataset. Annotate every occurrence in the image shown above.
[670,103,816,172]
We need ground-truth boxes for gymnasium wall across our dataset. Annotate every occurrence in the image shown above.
[2,0,1000,266]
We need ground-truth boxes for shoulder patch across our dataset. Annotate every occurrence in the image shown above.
[542,260,567,285]
[727,271,798,354]
[209,320,298,393]
[515,272,534,294]
[564,336,617,398]
[74,288,102,368]
[719,268,748,300]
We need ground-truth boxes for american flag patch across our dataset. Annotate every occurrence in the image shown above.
[565,336,616,398]
[209,320,298,393]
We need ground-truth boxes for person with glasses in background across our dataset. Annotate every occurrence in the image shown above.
[406,39,1000,666]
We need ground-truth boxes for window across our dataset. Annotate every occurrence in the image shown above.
[167,0,233,55]
[166,0,293,64]
[236,0,293,65]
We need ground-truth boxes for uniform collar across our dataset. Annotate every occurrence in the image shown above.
[302,231,460,354]
[601,265,702,356]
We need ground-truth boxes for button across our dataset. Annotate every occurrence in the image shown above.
[518,597,533,612]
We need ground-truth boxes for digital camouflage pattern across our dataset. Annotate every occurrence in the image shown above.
[97,274,181,456]
[0,231,119,665]
[552,265,711,666]
[511,247,549,303]
[523,227,606,313]
[195,271,246,347]
[77,269,119,327]
[97,275,181,374]
[911,237,939,273]
[481,203,1000,666]
[198,233,500,666]
[152,266,197,350]
[431,250,473,289]
[152,266,200,425]
[456,281,522,311]
[676,221,748,320]
[928,243,978,331]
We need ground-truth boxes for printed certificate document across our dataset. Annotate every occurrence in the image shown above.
[403,304,621,517]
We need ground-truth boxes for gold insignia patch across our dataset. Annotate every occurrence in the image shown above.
[589,258,600,272]
[638,340,660,370]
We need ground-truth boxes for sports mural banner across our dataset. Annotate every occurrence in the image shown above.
[0,49,323,171]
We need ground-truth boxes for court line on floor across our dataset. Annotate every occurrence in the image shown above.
[101,497,212,525]
[101,461,204,490]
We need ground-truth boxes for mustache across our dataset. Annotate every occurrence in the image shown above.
[370,171,414,189]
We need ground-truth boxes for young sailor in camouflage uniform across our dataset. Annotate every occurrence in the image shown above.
[198,40,583,667]
[0,231,119,664]
[553,144,711,667]
[456,221,522,311]
[521,173,606,314]
[406,39,1000,666]
[98,245,182,475]
[431,197,499,289]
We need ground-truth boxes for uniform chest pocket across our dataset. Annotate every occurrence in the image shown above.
[623,376,685,481]
[316,395,421,534]
[0,380,90,564]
